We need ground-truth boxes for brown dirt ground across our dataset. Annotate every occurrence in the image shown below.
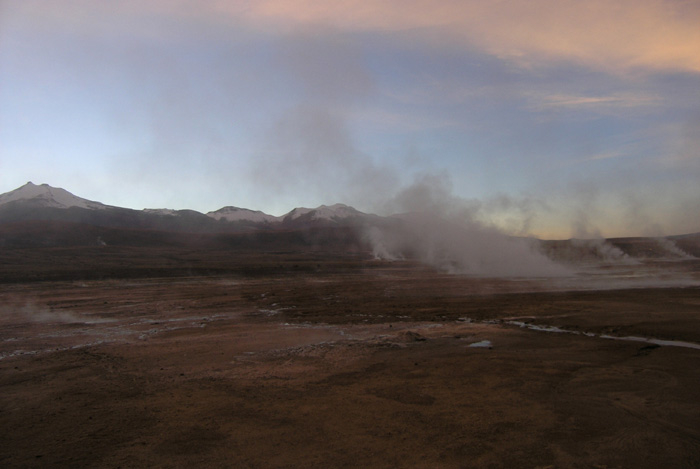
[1,258,700,468]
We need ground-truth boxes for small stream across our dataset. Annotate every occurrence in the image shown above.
[505,320,700,350]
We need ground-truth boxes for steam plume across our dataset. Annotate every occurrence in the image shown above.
[656,237,695,259]
[368,174,571,277]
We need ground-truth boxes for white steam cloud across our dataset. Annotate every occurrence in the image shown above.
[656,237,695,259]
[367,174,571,277]
[569,238,635,264]
[0,300,107,324]
[248,27,400,211]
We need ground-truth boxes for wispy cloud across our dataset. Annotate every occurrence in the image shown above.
[350,107,465,132]
[584,151,627,162]
[11,1,700,74]
[533,94,659,109]
[524,92,661,116]
[241,0,700,74]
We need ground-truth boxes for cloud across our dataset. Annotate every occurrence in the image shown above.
[528,93,659,111]
[10,1,699,74]
[243,0,700,74]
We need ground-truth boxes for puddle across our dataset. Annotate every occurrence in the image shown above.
[598,334,700,350]
[505,320,700,350]
[468,340,492,348]
[507,321,570,334]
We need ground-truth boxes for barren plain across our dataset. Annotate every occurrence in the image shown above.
[1,248,700,468]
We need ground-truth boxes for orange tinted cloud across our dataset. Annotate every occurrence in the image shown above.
[15,1,700,73]
[240,0,700,73]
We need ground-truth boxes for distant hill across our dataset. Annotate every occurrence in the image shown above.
[0,182,375,251]
[0,182,375,235]
[1,182,698,262]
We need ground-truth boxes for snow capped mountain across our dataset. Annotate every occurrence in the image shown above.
[0,182,370,228]
[143,208,179,216]
[0,182,107,210]
[207,206,279,223]
[209,204,367,224]
[284,204,365,222]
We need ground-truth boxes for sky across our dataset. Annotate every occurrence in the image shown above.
[1,0,699,239]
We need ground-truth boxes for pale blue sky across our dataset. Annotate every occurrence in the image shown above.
[1,1,699,237]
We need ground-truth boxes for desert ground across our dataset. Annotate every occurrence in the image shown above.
[1,249,700,468]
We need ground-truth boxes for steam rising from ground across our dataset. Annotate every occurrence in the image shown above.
[226,26,699,274]
[569,238,635,264]
[367,174,571,277]
[656,237,695,259]
[367,217,570,277]
[0,300,104,324]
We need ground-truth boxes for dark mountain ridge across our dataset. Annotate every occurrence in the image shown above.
[1,182,698,263]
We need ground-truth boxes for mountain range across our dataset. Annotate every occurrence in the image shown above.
[1,182,699,262]
[0,182,385,251]
[0,182,369,227]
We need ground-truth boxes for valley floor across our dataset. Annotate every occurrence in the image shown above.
[1,259,700,468]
